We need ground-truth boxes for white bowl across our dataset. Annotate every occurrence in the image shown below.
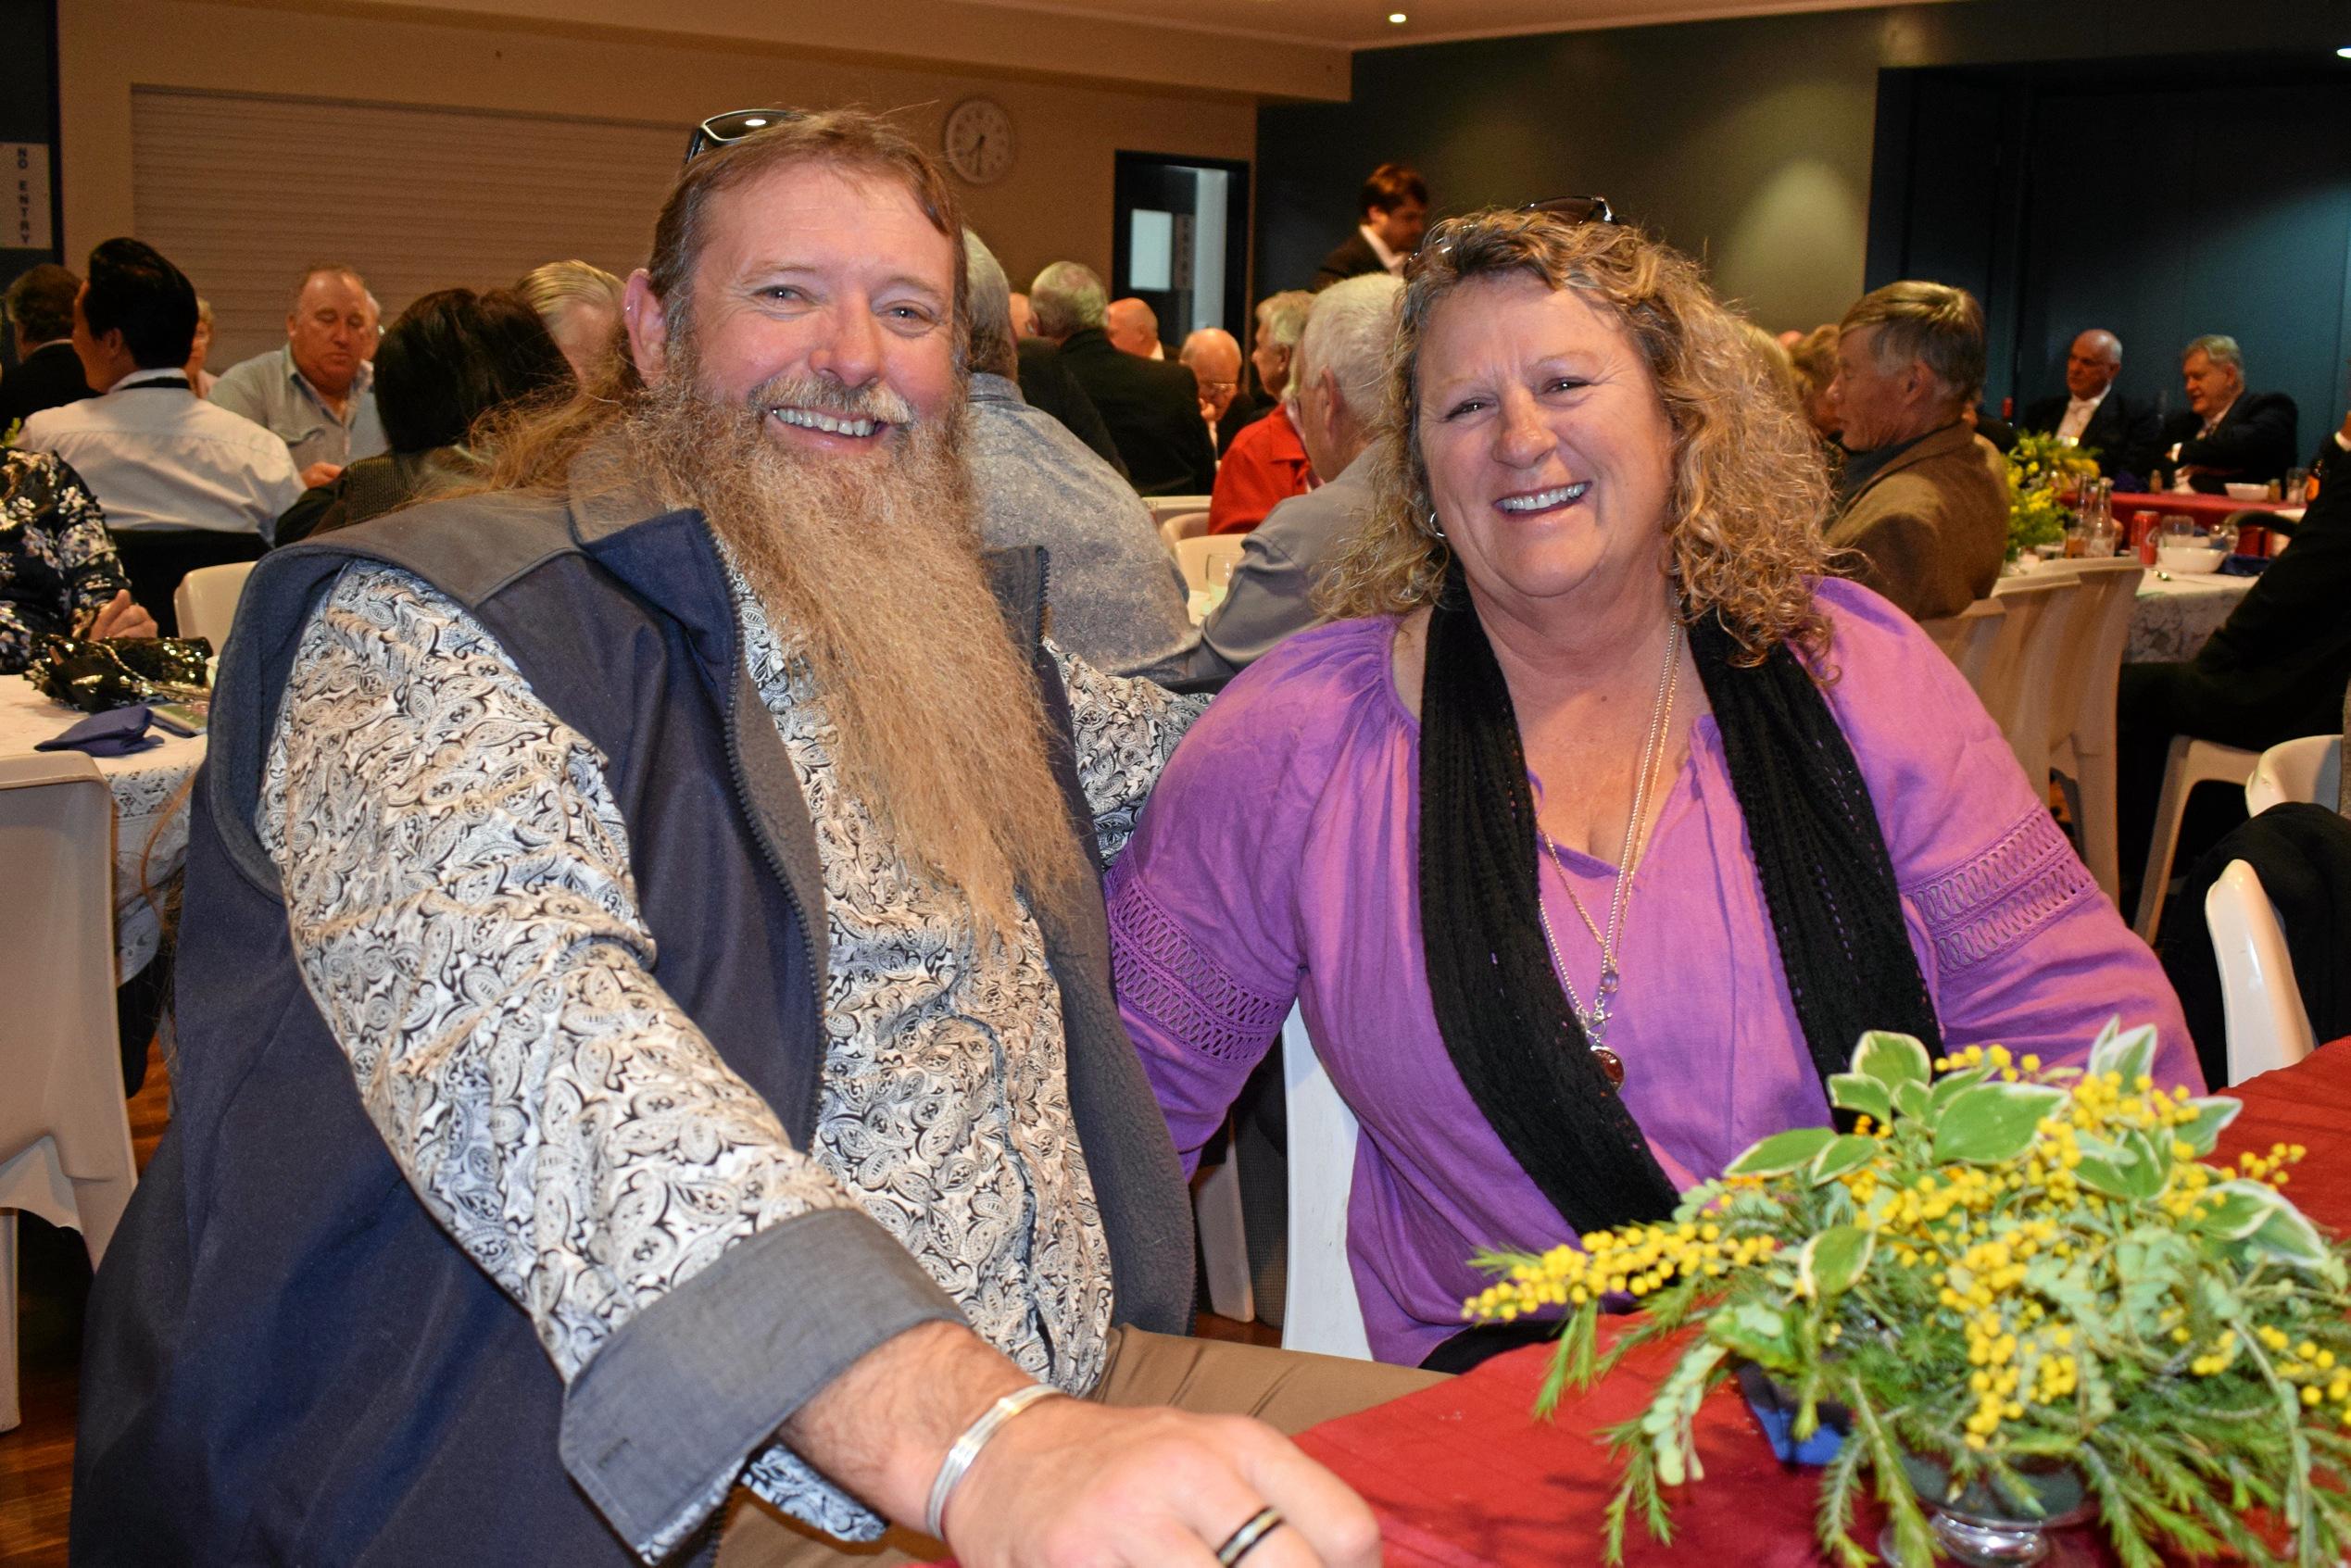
[2156,545,2225,574]
[2224,483,2269,501]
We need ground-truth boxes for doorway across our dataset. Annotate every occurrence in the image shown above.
[1111,151,1251,348]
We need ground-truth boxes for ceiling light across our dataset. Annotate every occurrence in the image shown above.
[2339,45,2351,57]
[1389,10,1407,20]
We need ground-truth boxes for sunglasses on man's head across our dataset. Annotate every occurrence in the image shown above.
[685,108,807,164]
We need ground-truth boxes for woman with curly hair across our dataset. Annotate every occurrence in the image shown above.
[1105,208,2194,1370]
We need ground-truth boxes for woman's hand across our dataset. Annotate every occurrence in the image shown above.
[947,1396,1380,1568]
[83,590,158,642]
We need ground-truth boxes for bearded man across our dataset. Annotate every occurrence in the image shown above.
[71,111,1431,1568]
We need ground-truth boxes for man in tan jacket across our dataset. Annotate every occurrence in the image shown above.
[1824,281,2008,621]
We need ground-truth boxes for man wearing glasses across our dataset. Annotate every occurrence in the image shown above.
[76,108,1433,1568]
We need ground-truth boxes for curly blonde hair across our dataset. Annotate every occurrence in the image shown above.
[1318,210,1833,662]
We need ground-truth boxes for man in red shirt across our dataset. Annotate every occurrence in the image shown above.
[1207,397,1314,533]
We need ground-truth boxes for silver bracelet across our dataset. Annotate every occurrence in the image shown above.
[923,1382,1066,1541]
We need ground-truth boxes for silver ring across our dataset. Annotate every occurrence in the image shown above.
[1214,1505,1285,1566]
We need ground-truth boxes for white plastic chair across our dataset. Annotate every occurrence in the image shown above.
[2133,735,2260,941]
[1193,1136,1254,1325]
[1919,597,2005,689]
[1157,512,1212,557]
[1144,495,1214,528]
[1277,1006,1371,1361]
[0,752,138,1432]
[1175,534,1246,596]
[172,559,256,651]
[2245,735,2344,817]
[2037,558,2145,905]
[1981,574,2081,792]
[2205,860,2317,1083]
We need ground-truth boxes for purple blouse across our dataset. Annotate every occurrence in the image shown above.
[1106,578,2199,1367]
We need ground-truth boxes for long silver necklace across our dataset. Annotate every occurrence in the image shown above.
[1536,616,1681,1091]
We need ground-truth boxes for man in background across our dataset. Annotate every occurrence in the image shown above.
[966,236,1195,682]
[1312,163,1427,289]
[212,261,387,487]
[2160,334,2298,493]
[1197,272,1399,679]
[1823,280,2006,621]
[0,264,95,434]
[1030,260,1215,495]
[1177,326,1244,453]
[1105,296,1164,359]
[20,239,298,631]
[2018,329,2161,484]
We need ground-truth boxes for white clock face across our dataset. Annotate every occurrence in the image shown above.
[944,98,1015,186]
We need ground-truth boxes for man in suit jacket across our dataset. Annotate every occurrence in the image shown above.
[1029,260,1215,495]
[1823,281,2007,621]
[2158,334,2299,493]
[1310,164,1428,291]
[2018,328,2163,484]
[0,264,95,435]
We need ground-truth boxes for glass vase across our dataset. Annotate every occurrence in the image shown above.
[1880,1452,2098,1567]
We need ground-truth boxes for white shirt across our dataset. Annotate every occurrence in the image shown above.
[19,367,303,537]
[1359,223,1405,275]
[2056,386,2107,444]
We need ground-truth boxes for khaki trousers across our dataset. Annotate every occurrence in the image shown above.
[715,1326,1448,1567]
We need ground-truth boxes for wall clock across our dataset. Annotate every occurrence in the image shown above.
[943,97,1015,186]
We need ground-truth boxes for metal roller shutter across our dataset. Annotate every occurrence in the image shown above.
[132,87,682,367]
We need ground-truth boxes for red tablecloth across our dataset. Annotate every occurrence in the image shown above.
[2110,491,2300,534]
[1279,1041,2351,1566]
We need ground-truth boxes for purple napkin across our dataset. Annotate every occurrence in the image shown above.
[35,704,164,758]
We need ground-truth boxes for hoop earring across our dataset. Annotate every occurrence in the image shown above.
[1427,509,1446,541]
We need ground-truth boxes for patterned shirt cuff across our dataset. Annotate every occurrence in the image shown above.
[559,1206,964,1561]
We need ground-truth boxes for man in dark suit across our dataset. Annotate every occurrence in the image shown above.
[2018,329,2163,484]
[1029,260,1216,495]
[0,264,95,435]
[1310,164,1427,291]
[2158,334,2298,494]
[2118,406,2351,912]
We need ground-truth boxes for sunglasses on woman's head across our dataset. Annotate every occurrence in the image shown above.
[1416,194,1617,259]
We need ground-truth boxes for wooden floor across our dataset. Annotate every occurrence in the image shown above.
[0,1042,173,1568]
[0,1043,1276,1567]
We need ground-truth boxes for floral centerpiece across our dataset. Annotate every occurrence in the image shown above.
[2005,431,2102,561]
[1465,1023,2351,1566]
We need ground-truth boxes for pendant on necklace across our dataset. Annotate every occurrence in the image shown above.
[1590,1046,1626,1090]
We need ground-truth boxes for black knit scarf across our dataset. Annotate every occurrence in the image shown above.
[1416,570,1942,1241]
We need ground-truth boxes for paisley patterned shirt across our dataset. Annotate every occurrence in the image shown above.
[258,559,1201,1550]
[1,448,131,672]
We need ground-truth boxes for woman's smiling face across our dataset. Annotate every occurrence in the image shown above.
[1415,270,1678,625]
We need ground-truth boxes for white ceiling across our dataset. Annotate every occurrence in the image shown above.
[952,0,1960,52]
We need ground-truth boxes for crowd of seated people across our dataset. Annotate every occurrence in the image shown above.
[4,110,2340,1568]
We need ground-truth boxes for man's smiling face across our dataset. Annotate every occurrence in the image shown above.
[628,161,961,456]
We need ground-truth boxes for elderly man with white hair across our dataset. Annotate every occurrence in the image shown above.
[1194,271,1400,680]
[1176,325,1243,449]
[1031,260,1215,495]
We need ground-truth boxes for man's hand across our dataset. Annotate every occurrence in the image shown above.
[82,590,158,642]
[948,1394,1380,1568]
[300,461,345,490]
[777,1320,1380,1567]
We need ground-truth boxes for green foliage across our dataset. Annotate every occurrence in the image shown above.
[1465,1026,2351,1565]
[2005,430,2101,561]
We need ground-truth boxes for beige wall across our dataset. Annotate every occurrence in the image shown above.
[57,0,1262,294]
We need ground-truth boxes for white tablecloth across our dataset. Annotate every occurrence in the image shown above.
[2129,571,2255,663]
[0,676,207,980]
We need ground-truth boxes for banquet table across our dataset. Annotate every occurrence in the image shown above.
[0,674,206,979]
[2129,571,2254,663]
[1265,1044,2351,1567]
